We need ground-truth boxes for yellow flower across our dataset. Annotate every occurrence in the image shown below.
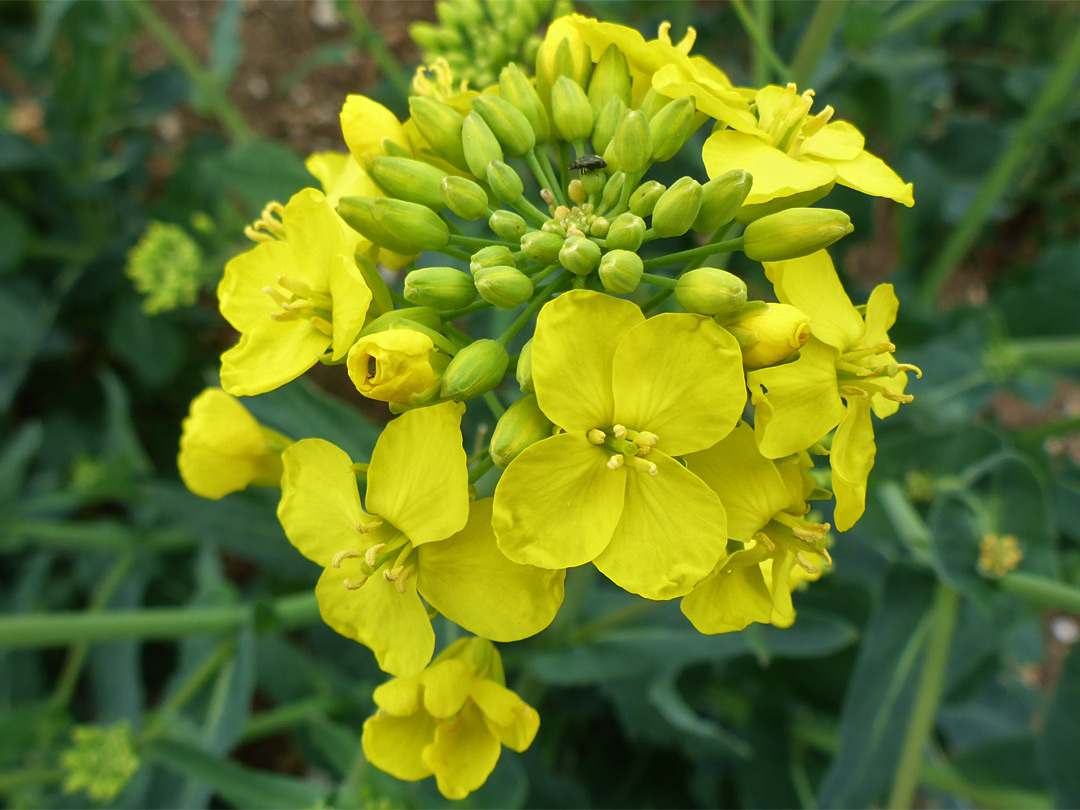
[217,188,372,397]
[492,290,746,600]
[703,83,914,214]
[681,423,831,633]
[362,637,539,800]
[346,328,449,405]
[277,403,564,676]
[747,250,921,530]
[178,388,291,500]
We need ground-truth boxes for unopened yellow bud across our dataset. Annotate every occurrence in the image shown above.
[675,268,747,316]
[348,327,449,404]
[500,63,550,142]
[605,212,646,251]
[520,230,564,265]
[440,339,510,401]
[470,245,516,273]
[474,266,533,308]
[462,111,504,181]
[440,176,489,220]
[404,266,477,309]
[587,43,632,112]
[489,393,553,468]
[629,180,665,217]
[694,170,752,233]
[369,156,448,210]
[727,303,812,368]
[489,210,528,242]
[551,76,594,143]
[486,160,525,204]
[742,208,854,262]
[591,96,626,155]
[649,97,695,162]
[599,249,644,294]
[568,178,586,204]
[610,109,650,173]
[651,176,703,238]
[408,96,468,170]
[471,95,536,157]
[559,235,602,276]
[516,338,534,392]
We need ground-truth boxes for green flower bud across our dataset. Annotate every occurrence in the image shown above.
[651,176,703,238]
[726,303,812,368]
[589,216,610,238]
[541,219,566,235]
[601,171,626,210]
[516,338,534,392]
[440,338,510,401]
[486,160,525,204]
[404,266,477,309]
[408,96,468,171]
[559,235,602,276]
[369,156,448,210]
[629,180,665,217]
[373,198,451,252]
[410,21,442,51]
[581,169,605,196]
[551,76,594,143]
[339,197,433,255]
[610,109,651,174]
[588,43,632,112]
[470,245,516,273]
[474,265,533,308]
[471,95,536,157]
[736,183,835,223]
[674,267,747,316]
[520,230,564,265]
[605,212,646,251]
[490,393,553,468]
[440,176,489,220]
[599,249,644,294]
[591,96,626,156]
[489,210,528,242]
[568,178,586,204]
[637,87,669,120]
[694,169,752,233]
[462,111,504,181]
[649,97,695,162]
[500,63,550,142]
[742,208,854,262]
[551,36,591,88]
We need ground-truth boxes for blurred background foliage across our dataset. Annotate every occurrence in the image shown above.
[2,0,1080,807]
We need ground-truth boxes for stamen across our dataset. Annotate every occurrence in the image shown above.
[892,363,923,379]
[612,424,628,439]
[343,576,367,590]
[394,564,416,593]
[881,389,915,404]
[634,431,659,448]
[607,455,625,471]
[839,385,870,399]
[540,189,555,206]
[263,286,289,306]
[277,276,316,298]
[269,310,299,322]
[587,429,606,445]
[836,360,879,377]
[283,299,316,312]
[356,520,382,534]
[795,552,821,575]
[245,225,276,243]
[626,456,658,476]
[843,342,895,362]
[364,544,386,568]
[310,316,334,337]
[753,531,775,552]
[332,549,364,568]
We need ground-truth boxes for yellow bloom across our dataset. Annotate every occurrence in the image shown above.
[492,290,746,600]
[277,403,564,676]
[217,188,372,397]
[681,423,831,633]
[178,388,291,500]
[703,83,914,213]
[347,328,449,405]
[747,250,921,530]
[362,637,539,800]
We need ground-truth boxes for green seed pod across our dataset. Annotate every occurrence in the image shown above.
[588,43,632,113]
[601,171,626,210]
[490,393,553,468]
[462,112,504,181]
[500,63,551,142]
[650,176,703,238]
[551,76,594,143]
[372,198,451,252]
[471,95,536,157]
[441,176,489,220]
[516,338,534,392]
[559,235,602,276]
[591,96,626,156]
[520,230,564,265]
[694,169,752,233]
[369,156,448,210]
[470,245,516,273]
[403,266,477,309]
[649,97,696,162]
[486,160,525,205]
[408,96,468,171]
[440,339,510,401]
[629,180,665,217]
[489,210,528,242]
[610,109,651,174]
[474,265,534,308]
[674,267,748,316]
[742,208,854,262]
[605,212,646,251]
[599,249,644,294]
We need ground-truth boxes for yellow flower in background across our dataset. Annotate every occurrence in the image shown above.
[748,250,921,530]
[493,290,746,600]
[703,83,914,213]
[362,637,539,800]
[217,188,372,397]
[178,388,291,500]
[277,403,564,676]
[346,327,450,405]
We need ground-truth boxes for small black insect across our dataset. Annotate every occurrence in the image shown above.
[367,355,377,377]
[569,155,607,173]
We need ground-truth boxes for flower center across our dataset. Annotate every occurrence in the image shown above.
[756,82,835,158]
[761,510,833,573]
[263,275,334,336]
[588,424,660,475]
[244,201,286,243]
[331,527,416,593]
[834,343,923,404]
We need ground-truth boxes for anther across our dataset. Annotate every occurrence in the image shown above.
[587,429,606,445]
[276,276,316,298]
[245,225,275,243]
[795,552,821,575]
[343,576,368,590]
[626,456,658,476]
[634,431,659,448]
[839,385,870,399]
[364,544,386,568]
[881,389,915,403]
[355,520,383,534]
[540,189,555,206]
[263,286,289,306]
[612,424,628,439]
[753,531,776,552]
[892,363,923,379]
[606,455,625,471]
[332,549,364,568]
[554,205,571,220]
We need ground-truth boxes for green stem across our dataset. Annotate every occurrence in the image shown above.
[481,392,506,422]
[642,224,740,314]
[441,299,495,321]
[495,270,568,347]
[881,0,953,38]
[527,148,566,207]
[640,272,678,290]
[469,454,496,484]
[448,234,516,251]
[441,245,473,262]
[241,695,343,742]
[750,0,773,88]
[0,767,64,793]
[998,571,1080,613]
[887,584,960,809]
[790,0,847,87]
[145,637,236,739]
[1014,414,1080,445]
[337,1,412,100]
[918,19,1080,309]
[640,237,744,271]
[571,598,664,642]
[513,196,552,226]
[878,480,932,563]
[997,337,1080,370]
[730,0,791,82]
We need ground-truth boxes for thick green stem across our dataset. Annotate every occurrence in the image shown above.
[730,0,791,82]
[448,234,516,251]
[999,571,1080,613]
[469,454,496,484]
[241,695,343,742]
[481,392,506,422]
[525,149,565,207]
[1015,414,1080,445]
[643,224,740,314]
[790,0,847,87]
[881,0,953,38]
[441,299,495,321]
[995,337,1080,370]
[145,638,236,740]
[878,480,933,563]
[640,237,744,271]
[640,272,678,290]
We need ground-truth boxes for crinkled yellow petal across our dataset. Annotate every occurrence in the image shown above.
[277,439,368,567]
[683,423,790,542]
[703,130,836,207]
[340,95,410,165]
[594,451,727,600]
[327,255,372,361]
[681,547,774,634]
[651,64,760,134]
[366,402,469,547]
[821,148,914,207]
[362,711,436,782]
[471,679,539,753]
[418,499,565,641]
[493,434,626,569]
[764,250,864,352]
[748,339,845,459]
[831,396,876,531]
[372,675,423,716]
[220,319,328,398]
[532,290,644,432]
[422,703,502,801]
[315,568,435,677]
[218,239,291,333]
[611,313,745,457]
[800,120,865,161]
[419,659,473,719]
[281,188,359,291]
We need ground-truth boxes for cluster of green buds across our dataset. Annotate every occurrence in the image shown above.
[60,723,140,802]
[124,220,204,315]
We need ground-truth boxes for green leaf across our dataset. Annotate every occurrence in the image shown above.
[208,0,243,87]
[212,140,313,215]
[952,735,1046,794]
[0,422,43,507]
[1038,644,1080,806]
[759,609,860,658]
[647,671,752,758]
[0,201,29,276]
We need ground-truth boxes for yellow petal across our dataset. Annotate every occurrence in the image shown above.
[764,250,864,352]
[651,64,760,134]
[315,568,435,677]
[594,451,727,600]
[327,255,372,361]
[681,552,774,634]
[493,434,626,569]
[767,548,798,626]
[831,397,876,531]
[471,679,539,752]
[800,120,864,161]
[703,130,836,207]
[862,283,899,347]
[220,319,328,398]
[611,313,745,457]
[366,402,470,546]
[305,151,382,207]
[422,703,502,800]
[372,675,423,716]
[418,499,566,641]
[340,95,410,165]
[218,240,291,333]
[362,711,436,782]
[822,148,914,207]
[532,290,644,432]
[281,188,359,291]
[419,659,473,719]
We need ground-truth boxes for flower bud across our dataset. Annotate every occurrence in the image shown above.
[605,212,646,251]
[637,87,669,120]
[470,245,516,273]
[440,338,510,401]
[539,35,591,93]
[516,338,534,392]
[372,198,451,252]
[489,210,528,242]
[568,178,586,204]
[651,176,703,238]
[461,112,504,181]
[403,266,477,310]
[581,169,605,196]
[694,169,752,233]
[486,160,525,204]
[601,171,626,210]
[471,95,536,157]
[629,180,665,217]
[369,156,448,210]
[591,96,626,156]
[520,230,564,265]
[348,327,449,404]
[588,44,632,112]
[551,76,594,144]
[599,249,644,294]
[474,265,533,308]
[589,216,610,238]
[610,109,650,174]
[675,267,747,316]
[649,97,696,162]
[500,63,550,142]
[490,394,553,468]
[359,306,443,337]
[559,235,602,276]
[439,176,487,221]
[408,96,468,171]
[727,303,812,368]
[338,197,402,254]
[742,208,854,262]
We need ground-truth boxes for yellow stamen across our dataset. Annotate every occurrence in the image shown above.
[607,454,625,471]
[839,385,870,399]
[343,575,367,590]
[612,424,628,440]
[587,429,606,445]
[245,226,276,243]
[795,552,821,575]
[332,549,363,568]
[356,520,383,534]
[310,316,334,337]
[364,544,386,568]
[626,456,658,476]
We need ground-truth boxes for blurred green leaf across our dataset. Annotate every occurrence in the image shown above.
[208,0,243,89]
[1038,644,1080,806]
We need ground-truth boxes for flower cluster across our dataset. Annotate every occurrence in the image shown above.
[178,12,918,799]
